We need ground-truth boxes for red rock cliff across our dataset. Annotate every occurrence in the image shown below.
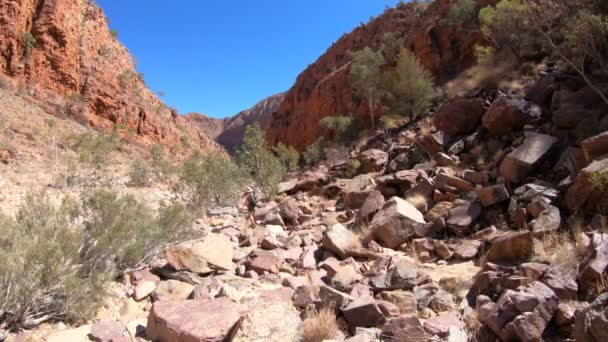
[267,0,495,151]
[0,0,220,153]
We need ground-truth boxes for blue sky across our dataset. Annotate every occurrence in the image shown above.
[96,1,400,118]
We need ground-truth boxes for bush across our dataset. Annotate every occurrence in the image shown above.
[151,143,173,177]
[0,191,192,330]
[478,0,532,63]
[273,143,300,172]
[181,152,247,206]
[237,123,286,196]
[21,32,36,51]
[74,131,118,168]
[385,48,436,119]
[302,307,339,342]
[320,115,356,144]
[446,0,477,25]
[128,159,151,187]
[303,137,327,166]
[109,28,119,39]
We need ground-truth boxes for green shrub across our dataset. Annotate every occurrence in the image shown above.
[273,143,300,172]
[347,159,362,178]
[0,191,192,330]
[237,123,286,196]
[21,32,36,51]
[446,0,477,25]
[74,131,117,168]
[109,28,119,39]
[181,152,248,206]
[381,32,405,64]
[303,137,327,166]
[128,159,151,187]
[320,115,356,144]
[385,48,436,119]
[478,0,531,63]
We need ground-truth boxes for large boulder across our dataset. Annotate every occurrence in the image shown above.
[581,131,608,162]
[146,298,243,342]
[574,293,608,342]
[342,298,385,328]
[434,98,485,136]
[344,174,376,210]
[485,231,533,265]
[166,234,234,274]
[565,158,608,212]
[369,197,426,249]
[478,281,559,342]
[446,201,482,235]
[322,223,358,259]
[483,97,541,137]
[359,149,389,173]
[499,132,557,183]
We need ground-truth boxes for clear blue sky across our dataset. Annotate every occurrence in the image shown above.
[96,1,400,118]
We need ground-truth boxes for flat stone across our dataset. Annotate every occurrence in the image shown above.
[369,197,426,249]
[90,320,128,342]
[342,298,385,328]
[476,184,510,207]
[581,131,608,162]
[499,133,557,184]
[446,201,482,235]
[485,231,533,265]
[147,298,243,342]
[152,280,195,302]
[322,223,357,259]
[134,281,156,301]
[166,234,234,274]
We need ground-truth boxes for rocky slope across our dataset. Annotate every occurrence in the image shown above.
[267,0,495,150]
[0,0,220,153]
[186,93,285,152]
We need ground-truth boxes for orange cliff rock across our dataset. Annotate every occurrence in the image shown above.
[267,0,496,151]
[0,0,221,153]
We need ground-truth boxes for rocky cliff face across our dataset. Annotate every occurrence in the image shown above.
[267,0,495,150]
[187,93,285,152]
[0,0,220,153]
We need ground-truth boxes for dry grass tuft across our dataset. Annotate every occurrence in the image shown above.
[533,232,579,270]
[405,193,428,213]
[302,307,339,342]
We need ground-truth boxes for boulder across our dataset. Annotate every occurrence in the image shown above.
[369,197,426,249]
[247,250,282,274]
[499,132,557,183]
[279,199,299,225]
[233,300,301,341]
[579,233,608,289]
[344,174,376,210]
[542,266,578,300]
[383,314,427,342]
[565,158,608,212]
[446,201,482,235]
[435,173,474,192]
[376,291,417,315]
[434,98,485,136]
[529,205,561,236]
[294,167,329,192]
[134,281,156,301]
[322,223,358,259]
[417,134,445,157]
[369,258,417,291]
[342,298,385,328]
[485,231,533,264]
[359,149,389,173]
[479,281,558,342]
[424,312,465,337]
[147,298,243,342]
[476,184,510,207]
[357,191,386,226]
[574,293,608,342]
[483,97,541,137]
[152,280,195,302]
[90,321,128,342]
[581,131,608,162]
[166,234,234,274]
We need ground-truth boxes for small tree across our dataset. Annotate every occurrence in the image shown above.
[349,47,386,129]
[385,48,436,119]
[180,152,247,206]
[237,123,286,196]
[319,115,355,143]
[446,0,477,25]
[273,143,300,172]
[381,32,405,64]
[303,137,327,166]
[478,0,532,63]
[127,159,151,187]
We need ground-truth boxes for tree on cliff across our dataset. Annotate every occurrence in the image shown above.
[349,47,386,129]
